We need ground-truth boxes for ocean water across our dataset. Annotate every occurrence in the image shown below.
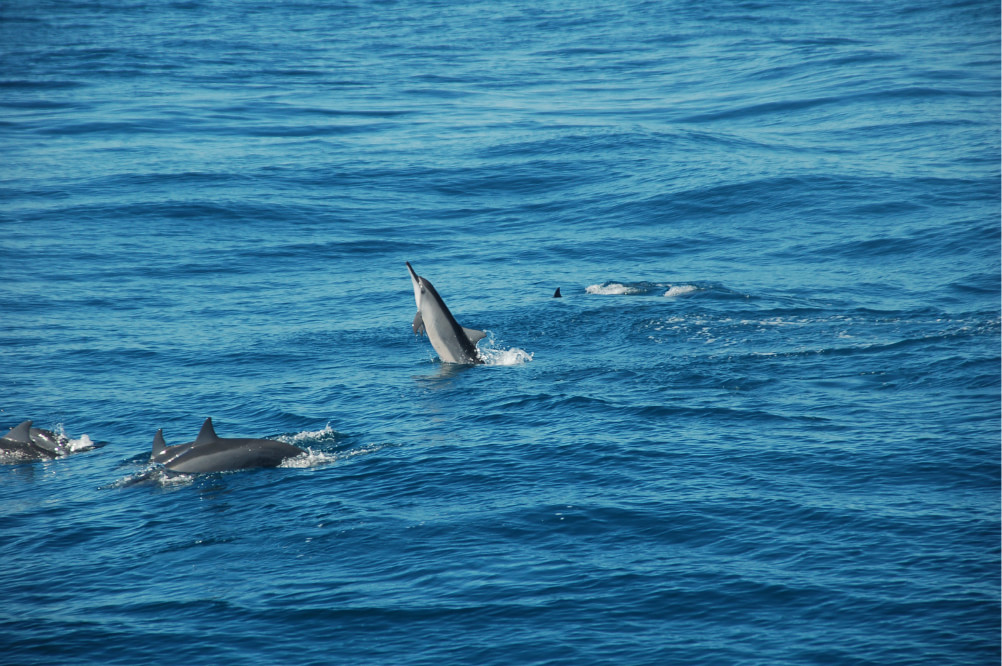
[1,0,999,663]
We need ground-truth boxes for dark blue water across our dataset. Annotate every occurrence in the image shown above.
[1,1,999,663]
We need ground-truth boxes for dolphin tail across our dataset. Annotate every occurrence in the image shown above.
[463,327,487,344]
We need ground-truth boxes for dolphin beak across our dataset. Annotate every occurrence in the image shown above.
[406,262,422,309]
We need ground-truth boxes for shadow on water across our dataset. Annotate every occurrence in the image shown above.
[412,362,477,390]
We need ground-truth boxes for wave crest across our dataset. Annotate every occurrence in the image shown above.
[586,282,643,295]
[586,281,702,297]
[664,285,699,298]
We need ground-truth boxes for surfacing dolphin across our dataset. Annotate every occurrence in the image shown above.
[151,417,305,474]
[407,261,486,364]
[0,420,73,460]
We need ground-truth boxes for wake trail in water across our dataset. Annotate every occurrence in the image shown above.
[585,281,702,297]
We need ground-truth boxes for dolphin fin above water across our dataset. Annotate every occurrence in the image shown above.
[463,327,487,344]
[195,417,218,445]
[152,429,167,457]
[5,421,32,444]
[150,417,305,474]
[406,262,485,365]
[1,420,70,460]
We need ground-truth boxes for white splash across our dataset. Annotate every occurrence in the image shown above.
[46,423,96,453]
[281,442,388,468]
[663,285,698,298]
[276,424,343,467]
[480,346,534,366]
[159,471,196,486]
[478,332,533,366]
[278,423,337,445]
[586,283,641,295]
[279,448,339,468]
[106,467,196,489]
[67,433,95,452]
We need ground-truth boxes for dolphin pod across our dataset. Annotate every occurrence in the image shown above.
[1,417,305,474]
[4,262,510,472]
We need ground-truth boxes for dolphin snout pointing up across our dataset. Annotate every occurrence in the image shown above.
[407,262,485,365]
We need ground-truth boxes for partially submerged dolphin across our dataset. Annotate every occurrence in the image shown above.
[151,417,305,474]
[0,420,72,460]
[407,261,485,364]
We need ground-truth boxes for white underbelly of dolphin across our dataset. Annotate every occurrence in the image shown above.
[407,262,485,365]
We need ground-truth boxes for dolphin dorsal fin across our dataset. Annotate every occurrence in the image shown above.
[152,429,166,456]
[4,420,33,442]
[195,418,218,445]
[463,327,487,344]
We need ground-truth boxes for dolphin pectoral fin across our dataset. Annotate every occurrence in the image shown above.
[412,310,426,336]
[463,327,487,344]
[195,418,218,445]
[152,429,166,457]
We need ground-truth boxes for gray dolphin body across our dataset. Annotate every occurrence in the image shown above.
[0,420,71,460]
[407,262,486,364]
[151,417,305,474]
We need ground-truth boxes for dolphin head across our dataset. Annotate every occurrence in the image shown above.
[406,262,424,309]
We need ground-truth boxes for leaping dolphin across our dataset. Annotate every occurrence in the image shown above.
[151,417,305,474]
[407,261,486,364]
[0,420,72,460]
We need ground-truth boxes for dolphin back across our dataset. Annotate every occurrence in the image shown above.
[164,437,305,474]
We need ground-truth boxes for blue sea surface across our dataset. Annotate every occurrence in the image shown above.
[1,1,999,664]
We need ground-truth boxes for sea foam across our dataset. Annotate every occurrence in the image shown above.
[586,283,642,295]
[663,285,699,298]
[478,333,534,366]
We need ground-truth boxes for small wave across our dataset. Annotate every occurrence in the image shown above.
[663,285,699,298]
[586,282,643,295]
[587,281,702,297]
